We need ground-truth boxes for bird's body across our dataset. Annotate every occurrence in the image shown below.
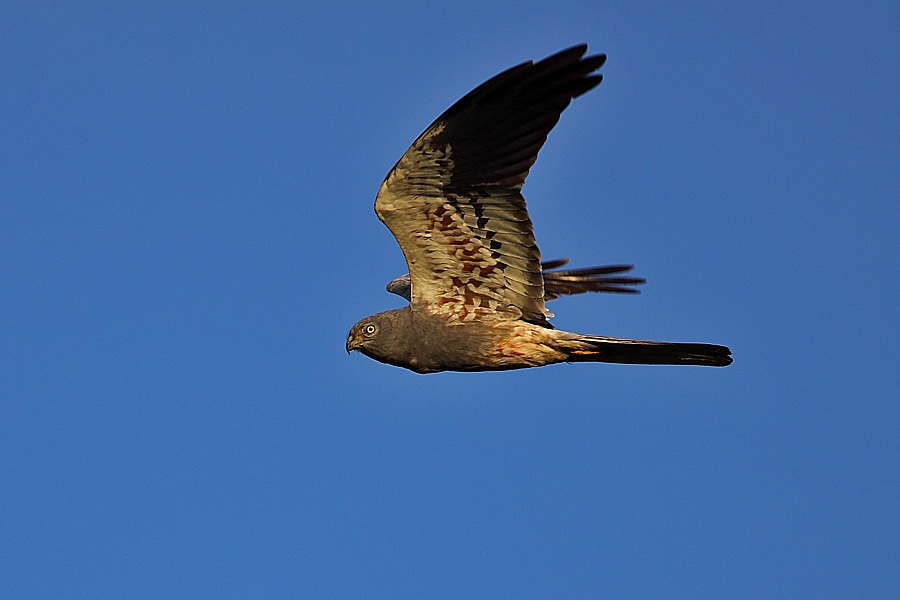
[346,45,732,373]
[348,308,563,373]
[347,307,731,374]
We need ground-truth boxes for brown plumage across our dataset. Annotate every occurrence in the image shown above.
[346,45,732,373]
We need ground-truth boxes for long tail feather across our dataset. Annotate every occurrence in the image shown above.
[566,335,732,367]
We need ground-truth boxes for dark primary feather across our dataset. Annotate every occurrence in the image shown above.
[417,45,606,197]
[541,259,645,299]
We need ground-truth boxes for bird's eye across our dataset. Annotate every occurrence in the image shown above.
[364,324,377,335]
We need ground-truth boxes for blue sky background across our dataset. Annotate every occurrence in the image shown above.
[1,1,897,598]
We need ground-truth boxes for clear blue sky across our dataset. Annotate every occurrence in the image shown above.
[2,1,897,598]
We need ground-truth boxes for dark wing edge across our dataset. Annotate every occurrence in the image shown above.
[385,273,412,301]
[541,259,645,300]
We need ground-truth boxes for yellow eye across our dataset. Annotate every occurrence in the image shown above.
[364,324,377,335]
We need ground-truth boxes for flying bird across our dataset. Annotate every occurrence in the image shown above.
[346,45,732,373]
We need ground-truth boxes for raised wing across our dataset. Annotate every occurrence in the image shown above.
[375,45,606,325]
[386,259,644,302]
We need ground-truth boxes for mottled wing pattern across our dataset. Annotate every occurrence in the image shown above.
[375,45,606,325]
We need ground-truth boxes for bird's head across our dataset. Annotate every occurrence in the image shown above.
[346,311,399,357]
[347,308,444,373]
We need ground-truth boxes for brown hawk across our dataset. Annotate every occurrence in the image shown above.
[346,45,732,373]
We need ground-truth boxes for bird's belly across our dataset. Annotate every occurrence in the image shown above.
[410,320,565,372]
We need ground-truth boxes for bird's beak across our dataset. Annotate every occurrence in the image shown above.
[346,334,359,354]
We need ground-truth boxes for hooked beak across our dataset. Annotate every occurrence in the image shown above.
[346,333,360,354]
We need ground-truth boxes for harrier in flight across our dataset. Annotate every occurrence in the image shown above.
[346,45,732,373]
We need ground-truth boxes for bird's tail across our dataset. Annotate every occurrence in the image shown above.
[563,334,733,367]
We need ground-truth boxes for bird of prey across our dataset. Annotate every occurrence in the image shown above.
[346,45,732,373]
